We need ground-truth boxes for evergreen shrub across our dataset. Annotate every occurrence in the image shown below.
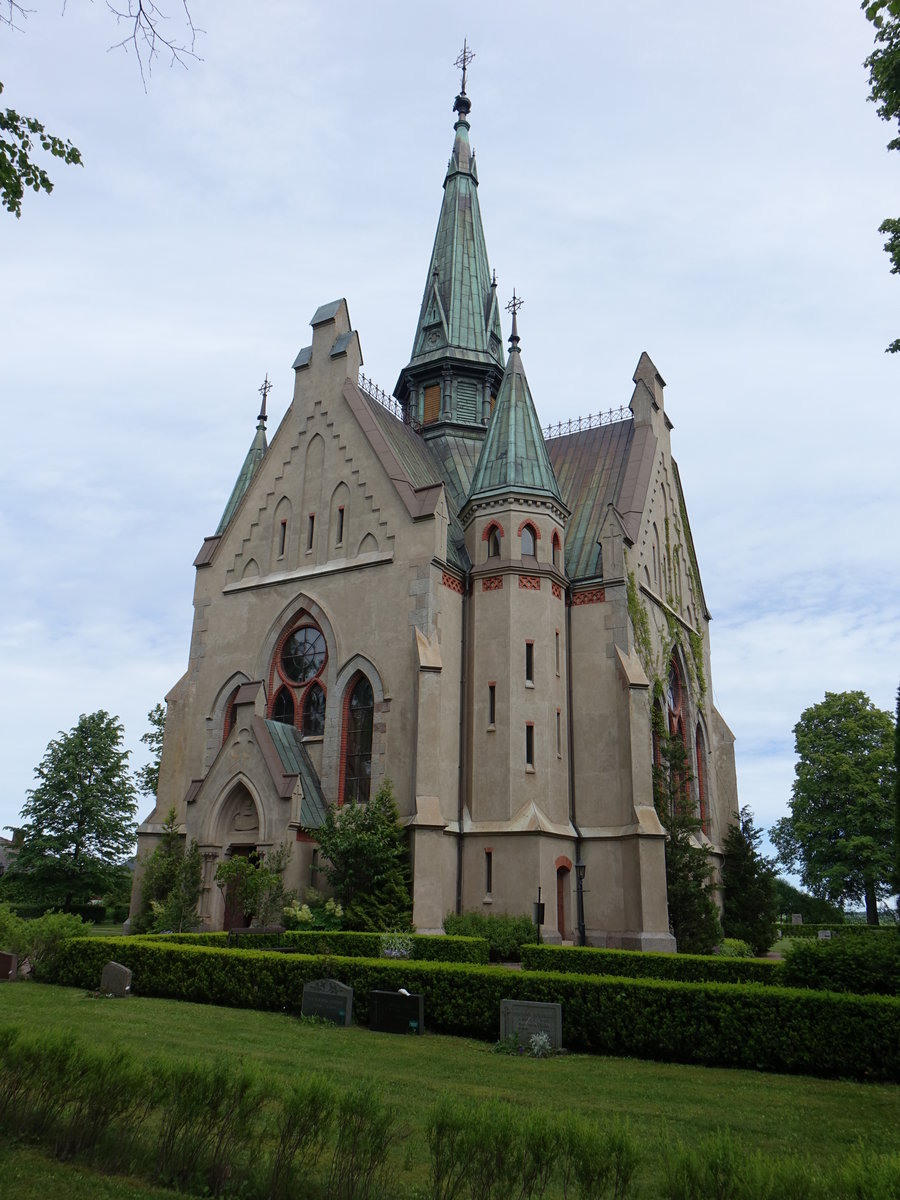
[45,937,900,1080]
[781,935,900,996]
[442,911,536,961]
[775,922,894,939]
[521,943,784,985]
[143,929,489,963]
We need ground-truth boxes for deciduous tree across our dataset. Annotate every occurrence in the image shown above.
[7,711,137,909]
[770,691,896,925]
[137,702,166,799]
[722,806,778,955]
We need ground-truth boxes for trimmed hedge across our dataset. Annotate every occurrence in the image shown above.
[443,911,537,961]
[781,935,900,996]
[521,943,784,986]
[776,922,895,939]
[140,930,489,964]
[46,937,900,1081]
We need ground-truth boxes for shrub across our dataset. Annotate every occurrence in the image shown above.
[716,938,754,958]
[327,1078,398,1199]
[266,1074,335,1200]
[443,911,536,961]
[521,943,783,986]
[17,909,91,979]
[558,1113,640,1200]
[145,928,490,964]
[781,935,900,995]
[776,921,894,939]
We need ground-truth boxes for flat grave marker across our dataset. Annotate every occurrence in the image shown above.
[301,978,353,1026]
[500,999,562,1049]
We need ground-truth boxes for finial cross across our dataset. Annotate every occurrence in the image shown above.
[455,39,475,94]
[506,290,524,318]
[258,373,273,421]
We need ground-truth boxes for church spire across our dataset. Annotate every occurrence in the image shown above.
[216,378,270,535]
[465,296,563,508]
[394,45,505,431]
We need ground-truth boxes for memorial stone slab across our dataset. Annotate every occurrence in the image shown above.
[791,914,803,926]
[301,978,353,1026]
[0,951,17,982]
[368,990,424,1035]
[817,929,832,941]
[100,961,132,997]
[500,999,562,1049]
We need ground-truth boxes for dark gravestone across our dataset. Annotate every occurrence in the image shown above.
[369,990,424,1035]
[0,951,17,982]
[500,999,562,1049]
[301,978,353,1026]
[100,961,132,997]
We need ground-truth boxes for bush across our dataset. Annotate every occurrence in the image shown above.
[144,928,490,964]
[443,911,537,961]
[781,935,900,995]
[44,936,900,1081]
[716,938,754,958]
[521,943,784,986]
[776,921,894,939]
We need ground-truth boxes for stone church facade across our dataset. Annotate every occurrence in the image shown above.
[132,77,738,949]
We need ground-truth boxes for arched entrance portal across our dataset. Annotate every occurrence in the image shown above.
[215,782,261,932]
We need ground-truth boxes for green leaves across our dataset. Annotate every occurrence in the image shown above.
[0,81,82,218]
[862,2,900,350]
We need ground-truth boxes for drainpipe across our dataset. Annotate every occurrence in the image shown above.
[565,586,585,941]
[455,576,469,914]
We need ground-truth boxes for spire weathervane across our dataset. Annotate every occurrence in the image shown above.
[258,374,272,424]
[453,40,474,118]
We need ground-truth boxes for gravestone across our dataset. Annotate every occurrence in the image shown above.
[791,914,803,925]
[0,951,17,982]
[500,999,562,1049]
[301,978,353,1026]
[817,929,832,941]
[369,990,424,1035]
[100,960,132,997]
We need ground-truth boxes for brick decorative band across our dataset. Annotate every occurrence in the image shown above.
[552,582,562,600]
[572,587,605,605]
[519,575,541,591]
[482,576,503,592]
[442,572,465,594]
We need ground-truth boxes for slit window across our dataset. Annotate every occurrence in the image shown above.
[488,682,496,726]
[336,506,345,546]
[555,630,560,675]
[525,641,534,685]
[525,724,535,767]
[556,709,562,757]
[306,514,315,552]
[278,520,287,558]
[485,849,493,895]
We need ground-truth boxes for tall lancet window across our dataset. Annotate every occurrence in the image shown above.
[342,675,374,804]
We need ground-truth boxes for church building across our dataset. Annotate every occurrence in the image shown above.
[133,66,739,950]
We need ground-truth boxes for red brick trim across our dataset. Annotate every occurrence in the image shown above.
[295,830,317,843]
[516,520,541,539]
[481,521,506,541]
[572,587,605,605]
[555,855,572,872]
[552,582,562,600]
[442,571,465,594]
[482,576,503,591]
[518,575,541,590]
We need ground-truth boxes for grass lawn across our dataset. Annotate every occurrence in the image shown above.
[86,921,128,937]
[2,982,898,1197]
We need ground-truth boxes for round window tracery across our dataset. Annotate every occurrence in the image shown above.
[281,626,326,684]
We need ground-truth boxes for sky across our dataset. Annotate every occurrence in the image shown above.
[2,2,898,887]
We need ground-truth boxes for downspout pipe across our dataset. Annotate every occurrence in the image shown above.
[455,576,469,914]
[565,586,585,942]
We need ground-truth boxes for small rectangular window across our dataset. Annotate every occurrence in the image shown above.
[556,709,562,757]
[278,519,287,557]
[485,849,493,895]
[423,384,441,425]
[525,641,534,685]
[336,506,345,546]
[307,513,315,551]
[488,682,496,727]
[555,630,560,676]
[525,723,534,768]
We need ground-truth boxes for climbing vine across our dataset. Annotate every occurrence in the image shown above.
[689,629,707,700]
[626,571,654,677]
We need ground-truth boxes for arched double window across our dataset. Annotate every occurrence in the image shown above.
[342,674,374,804]
[268,616,327,737]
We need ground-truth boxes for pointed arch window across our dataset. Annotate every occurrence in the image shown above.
[552,532,561,568]
[272,688,295,726]
[487,525,502,559]
[521,523,537,557]
[302,682,326,738]
[343,675,374,804]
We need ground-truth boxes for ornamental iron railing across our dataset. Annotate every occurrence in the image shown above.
[358,372,422,432]
[543,407,632,440]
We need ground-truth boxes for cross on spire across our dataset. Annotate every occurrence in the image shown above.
[258,374,272,424]
[455,39,474,95]
[506,290,523,346]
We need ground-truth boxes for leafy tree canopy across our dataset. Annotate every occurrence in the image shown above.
[5,710,137,909]
[863,0,900,351]
[137,702,166,799]
[770,691,896,925]
[0,81,82,218]
[772,877,845,925]
[310,780,413,932]
[722,806,778,955]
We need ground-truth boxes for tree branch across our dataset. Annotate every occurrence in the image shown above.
[104,0,201,90]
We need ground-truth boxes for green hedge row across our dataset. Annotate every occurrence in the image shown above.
[141,930,489,964]
[521,943,784,986]
[776,922,896,939]
[781,936,900,996]
[46,937,900,1081]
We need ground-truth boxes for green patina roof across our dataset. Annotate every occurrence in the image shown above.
[263,719,328,829]
[546,418,634,579]
[466,330,563,507]
[407,109,505,375]
[216,415,268,535]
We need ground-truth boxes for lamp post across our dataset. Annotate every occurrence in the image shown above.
[575,857,586,946]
